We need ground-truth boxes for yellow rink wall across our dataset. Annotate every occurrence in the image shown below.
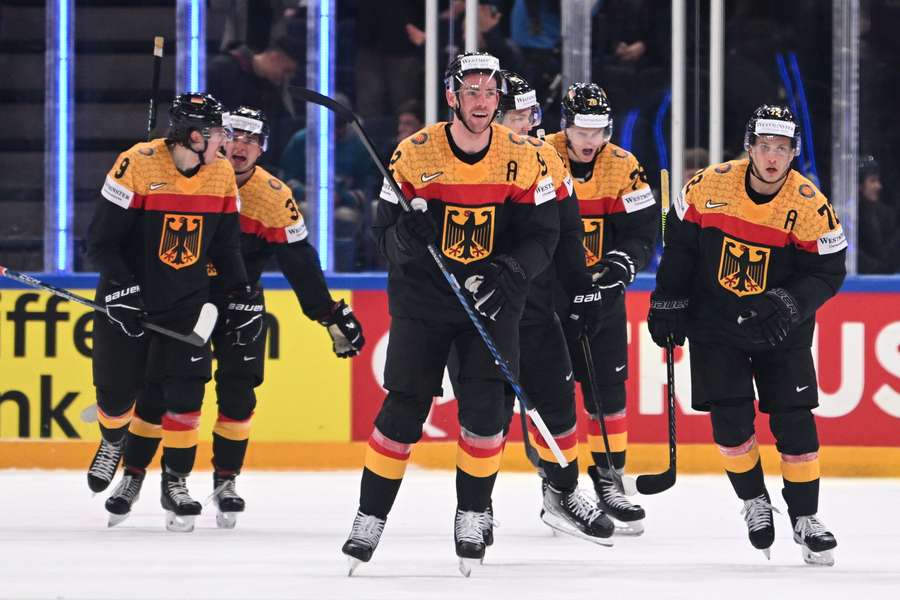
[2,279,900,477]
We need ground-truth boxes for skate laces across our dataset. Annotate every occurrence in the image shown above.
[111,472,141,499]
[89,439,122,481]
[455,510,488,545]
[600,477,635,511]
[214,477,240,500]
[741,494,779,532]
[166,476,196,506]
[484,505,500,531]
[349,511,385,548]
[565,489,606,524]
[794,515,829,540]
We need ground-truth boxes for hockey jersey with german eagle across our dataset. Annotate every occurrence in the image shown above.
[655,159,847,348]
[544,134,658,315]
[208,165,334,321]
[87,138,247,319]
[375,122,560,322]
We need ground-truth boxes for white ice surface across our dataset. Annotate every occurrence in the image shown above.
[0,469,898,600]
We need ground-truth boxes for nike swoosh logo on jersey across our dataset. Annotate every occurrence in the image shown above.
[149,182,167,190]
[565,371,573,381]
[796,385,809,392]
[421,171,443,183]
[615,364,626,372]
[243,356,256,362]
[190,356,203,362]
[705,199,728,209]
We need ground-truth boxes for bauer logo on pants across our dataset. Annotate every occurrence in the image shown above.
[158,214,204,270]
[582,217,604,267]
[442,205,494,264]
[718,235,770,297]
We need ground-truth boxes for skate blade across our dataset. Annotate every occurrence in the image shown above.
[458,557,480,577]
[216,510,238,529]
[165,511,196,533]
[761,548,771,560]
[540,512,614,547]
[347,556,363,576]
[107,512,130,528]
[612,518,644,537]
[801,546,834,566]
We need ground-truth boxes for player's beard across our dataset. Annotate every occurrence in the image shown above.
[461,108,493,135]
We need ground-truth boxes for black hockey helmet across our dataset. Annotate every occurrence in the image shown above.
[743,104,801,155]
[225,106,270,151]
[497,70,541,128]
[444,51,507,94]
[561,82,613,141]
[168,92,228,147]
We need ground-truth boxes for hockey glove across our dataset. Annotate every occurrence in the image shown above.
[104,281,145,338]
[395,198,438,257]
[737,288,800,347]
[319,299,365,358]
[594,250,636,309]
[464,254,528,321]
[564,280,604,341]
[222,286,265,346]
[647,294,689,347]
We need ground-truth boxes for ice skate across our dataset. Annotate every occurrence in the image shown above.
[87,438,124,494]
[589,466,645,536]
[540,485,614,546]
[454,508,489,577]
[104,468,144,527]
[341,510,386,576]
[160,470,201,532]
[481,503,499,546]
[793,514,836,566]
[210,471,245,529]
[740,492,778,559]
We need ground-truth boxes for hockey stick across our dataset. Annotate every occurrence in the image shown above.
[291,86,570,467]
[635,169,677,494]
[580,334,638,496]
[147,36,164,141]
[518,401,541,468]
[0,266,218,348]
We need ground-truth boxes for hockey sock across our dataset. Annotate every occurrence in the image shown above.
[212,412,253,472]
[456,428,505,511]
[718,435,766,500]
[781,454,820,521]
[359,428,412,519]
[587,410,627,471]
[124,414,163,470]
[528,422,578,491]
[97,406,134,443]
[161,410,200,474]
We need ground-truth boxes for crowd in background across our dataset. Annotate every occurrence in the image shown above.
[204,0,900,274]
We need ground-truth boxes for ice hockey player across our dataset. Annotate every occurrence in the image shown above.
[494,70,614,544]
[341,51,559,577]
[544,83,657,534]
[87,92,256,532]
[103,106,366,529]
[648,105,845,565]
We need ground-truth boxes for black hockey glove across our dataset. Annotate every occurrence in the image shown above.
[464,255,528,321]
[563,279,604,341]
[103,281,145,338]
[594,250,636,309]
[222,286,265,346]
[737,288,800,347]
[319,299,365,358]
[395,198,438,257]
[647,294,689,347]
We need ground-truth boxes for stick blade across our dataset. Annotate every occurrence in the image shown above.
[190,302,218,344]
[635,469,676,495]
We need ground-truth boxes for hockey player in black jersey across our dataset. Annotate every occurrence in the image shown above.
[104,106,365,529]
[87,92,257,532]
[649,105,845,565]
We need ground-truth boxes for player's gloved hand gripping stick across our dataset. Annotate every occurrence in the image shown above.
[291,86,571,467]
[0,266,217,347]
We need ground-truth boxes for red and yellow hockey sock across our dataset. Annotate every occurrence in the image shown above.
[718,435,766,499]
[124,414,162,470]
[212,413,253,473]
[781,451,821,518]
[161,410,201,474]
[456,428,505,511]
[359,428,413,519]
[97,406,134,443]
[588,410,627,471]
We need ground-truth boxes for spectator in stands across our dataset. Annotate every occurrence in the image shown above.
[207,34,304,162]
[395,99,425,142]
[354,1,425,119]
[683,147,710,182]
[279,93,376,272]
[510,0,562,122]
[857,155,900,274]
